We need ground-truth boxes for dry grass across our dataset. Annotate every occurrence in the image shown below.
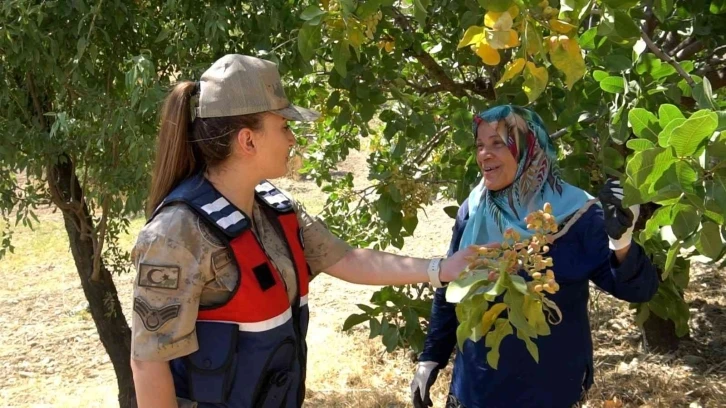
[0,147,724,408]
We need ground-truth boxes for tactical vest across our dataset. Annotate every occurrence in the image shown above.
[151,174,310,408]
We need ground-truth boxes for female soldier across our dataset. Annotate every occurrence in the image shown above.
[129,54,473,408]
[410,105,658,408]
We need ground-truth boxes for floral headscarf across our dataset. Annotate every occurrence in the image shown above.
[460,105,592,248]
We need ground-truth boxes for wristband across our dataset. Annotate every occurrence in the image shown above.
[427,258,445,289]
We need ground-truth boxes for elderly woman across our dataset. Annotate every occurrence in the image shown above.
[410,105,659,408]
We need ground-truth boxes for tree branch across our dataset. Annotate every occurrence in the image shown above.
[640,27,695,88]
[642,0,658,38]
[26,73,47,130]
[390,8,495,100]
[414,125,451,164]
[91,196,110,281]
[550,115,599,140]
[675,40,704,61]
[668,37,696,57]
[661,31,681,53]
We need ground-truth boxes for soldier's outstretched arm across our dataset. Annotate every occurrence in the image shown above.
[131,359,177,408]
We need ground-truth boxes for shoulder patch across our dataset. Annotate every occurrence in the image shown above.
[211,249,233,273]
[133,297,181,332]
[138,264,180,290]
[255,181,293,212]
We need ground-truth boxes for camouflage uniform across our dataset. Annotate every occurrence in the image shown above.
[130,195,351,365]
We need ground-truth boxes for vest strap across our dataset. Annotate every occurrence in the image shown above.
[255,181,293,213]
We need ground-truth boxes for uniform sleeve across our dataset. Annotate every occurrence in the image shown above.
[581,206,659,303]
[130,207,211,362]
[292,200,352,276]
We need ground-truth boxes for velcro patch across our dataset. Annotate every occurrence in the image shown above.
[133,297,181,332]
[138,264,180,290]
[211,249,233,272]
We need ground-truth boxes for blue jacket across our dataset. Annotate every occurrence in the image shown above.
[419,200,658,408]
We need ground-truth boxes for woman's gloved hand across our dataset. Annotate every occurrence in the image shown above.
[410,361,440,408]
[598,179,640,251]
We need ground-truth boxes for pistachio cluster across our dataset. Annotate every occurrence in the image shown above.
[465,203,560,295]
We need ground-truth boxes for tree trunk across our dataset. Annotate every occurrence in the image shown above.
[642,314,681,353]
[636,204,681,354]
[51,156,135,408]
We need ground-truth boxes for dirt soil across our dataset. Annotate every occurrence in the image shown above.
[0,148,724,408]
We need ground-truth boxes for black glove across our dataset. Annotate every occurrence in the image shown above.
[598,179,639,250]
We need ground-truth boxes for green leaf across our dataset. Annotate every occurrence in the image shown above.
[297,23,321,60]
[402,214,418,235]
[671,204,700,239]
[497,58,526,87]
[504,287,536,338]
[343,313,369,331]
[610,105,630,144]
[516,328,539,363]
[444,205,460,219]
[648,290,671,320]
[673,296,690,337]
[414,0,432,25]
[509,275,529,295]
[708,172,726,213]
[480,303,507,335]
[604,55,633,73]
[696,222,724,259]
[626,147,677,186]
[636,54,662,76]
[598,10,640,44]
[663,241,681,280]
[658,104,685,129]
[377,193,395,222]
[403,307,421,337]
[446,272,491,303]
[485,318,513,369]
[549,37,586,89]
[369,318,382,338]
[626,138,655,151]
[523,295,550,336]
[629,108,661,141]
[458,26,485,49]
[357,0,384,18]
[522,62,548,103]
[154,28,171,43]
[668,110,718,157]
[601,0,639,8]
[716,111,726,132]
[593,70,609,82]
[579,27,598,50]
[382,324,399,352]
[658,118,686,147]
[300,5,327,21]
[672,161,698,193]
[693,77,717,110]
[604,146,625,169]
[479,0,514,12]
[671,258,691,290]
[357,303,376,314]
[651,64,677,79]
[333,40,351,77]
[76,38,88,60]
[600,76,625,94]
[711,0,726,13]
[635,304,650,326]
[653,0,674,21]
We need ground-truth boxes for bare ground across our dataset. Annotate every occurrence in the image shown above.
[0,147,724,408]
